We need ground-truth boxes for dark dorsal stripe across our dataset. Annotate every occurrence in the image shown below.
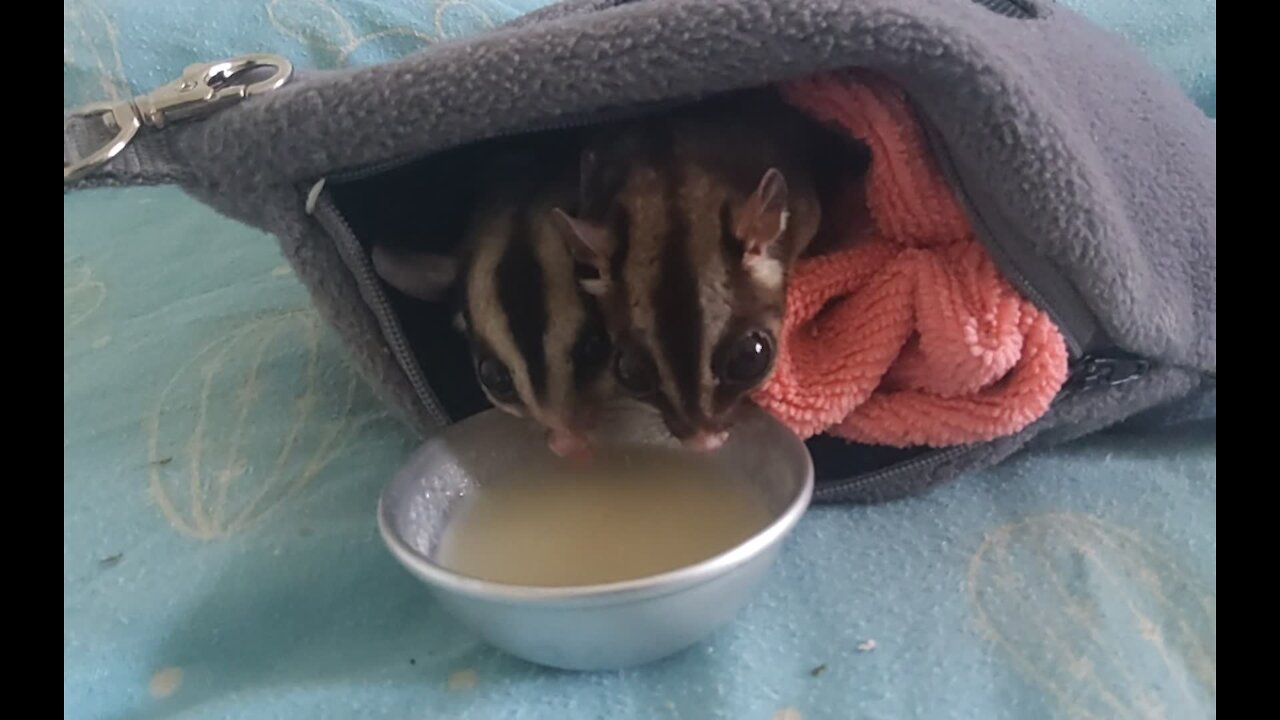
[571,291,611,388]
[650,137,704,422]
[496,206,548,402]
[718,201,742,268]
[609,205,631,320]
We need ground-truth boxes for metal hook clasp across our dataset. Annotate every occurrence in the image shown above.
[63,101,143,184]
[134,53,293,128]
[64,53,293,183]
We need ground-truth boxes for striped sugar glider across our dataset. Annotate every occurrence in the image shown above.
[371,146,616,460]
[553,90,868,450]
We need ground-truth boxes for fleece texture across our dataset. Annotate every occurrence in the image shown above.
[63,0,1216,502]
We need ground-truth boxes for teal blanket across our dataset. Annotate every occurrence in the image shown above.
[63,1,1216,717]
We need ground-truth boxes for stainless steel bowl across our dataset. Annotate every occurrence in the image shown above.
[377,403,814,671]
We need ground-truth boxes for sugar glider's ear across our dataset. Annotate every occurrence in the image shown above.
[552,208,612,296]
[734,168,790,258]
[370,245,458,301]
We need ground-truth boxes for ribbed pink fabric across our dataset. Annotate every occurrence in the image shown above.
[752,71,1068,447]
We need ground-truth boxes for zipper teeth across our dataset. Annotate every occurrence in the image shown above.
[972,0,1039,19]
[312,192,451,429]
[984,248,1066,351]
[913,110,1086,357]
[814,105,1095,501]
[813,446,970,500]
[812,353,1155,500]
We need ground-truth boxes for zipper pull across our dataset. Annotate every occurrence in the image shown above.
[64,54,293,183]
[1063,353,1150,395]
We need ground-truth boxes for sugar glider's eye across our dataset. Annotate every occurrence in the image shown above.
[573,261,602,282]
[477,355,518,404]
[716,330,775,388]
[578,329,611,368]
[615,348,658,397]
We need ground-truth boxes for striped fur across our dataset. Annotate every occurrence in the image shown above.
[564,95,828,444]
[372,174,615,451]
[461,184,615,435]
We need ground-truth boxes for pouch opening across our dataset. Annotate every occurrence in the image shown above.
[317,75,1100,491]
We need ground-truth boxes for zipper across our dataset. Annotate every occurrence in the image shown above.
[309,190,452,429]
[914,110,1095,356]
[1058,352,1149,396]
[812,350,1151,501]
[812,444,971,502]
[971,0,1041,19]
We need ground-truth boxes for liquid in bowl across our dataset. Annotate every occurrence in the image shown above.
[435,446,772,587]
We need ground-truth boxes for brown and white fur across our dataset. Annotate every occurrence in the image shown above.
[372,171,616,460]
[555,92,841,451]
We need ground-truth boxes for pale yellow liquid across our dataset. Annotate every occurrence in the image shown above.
[436,447,771,587]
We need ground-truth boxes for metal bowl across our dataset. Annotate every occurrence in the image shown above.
[377,403,814,671]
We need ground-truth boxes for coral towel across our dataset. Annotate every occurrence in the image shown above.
[753,72,1069,447]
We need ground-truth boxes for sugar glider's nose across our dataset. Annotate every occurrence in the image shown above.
[547,427,593,463]
[681,429,729,452]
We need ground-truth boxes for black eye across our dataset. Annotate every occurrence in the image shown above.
[579,329,611,367]
[573,262,601,282]
[717,331,775,387]
[615,348,657,396]
[476,356,518,403]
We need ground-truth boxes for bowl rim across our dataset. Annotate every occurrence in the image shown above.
[377,409,814,605]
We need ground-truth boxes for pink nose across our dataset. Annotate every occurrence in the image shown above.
[547,428,593,464]
[682,430,729,452]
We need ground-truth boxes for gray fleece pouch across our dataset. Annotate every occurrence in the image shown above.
[62,0,1216,504]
